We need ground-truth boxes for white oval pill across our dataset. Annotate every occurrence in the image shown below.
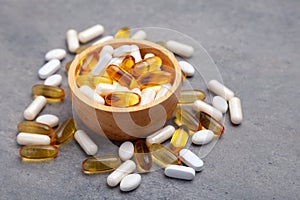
[23,96,47,120]
[118,141,134,161]
[45,49,66,61]
[74,130,98,155]
[164,165,195,180]
[229,97,243,125]
[44,74,62,87]
[120,173,141,192]
[99,45,114,57]
[78,24,104,43]
[178,61,195,77]
[96,83,129,95]
[38,59,61,79]
[131,30,147,40]
[146,125,175,145]
[144,53,155,59]
[212,96,228,113]
[113,45,132,57]
[36,114,59,127]
[192,130,214,145]
[66,29,80,53]
[207,80,234,101]
[107,160,136,187]
[193,100,223,121]
[90,53,112,75]
[166,40,194,58]
[140,88,156,106]
[92,35,114,46]
[17,132,50,145]
[155,84,172,100]
[80,85,104,104]
[179,149,204,172]
[130,45,142,62]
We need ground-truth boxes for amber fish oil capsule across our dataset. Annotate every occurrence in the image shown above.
[105,91,141,107]
[23,96,47,120]
[150,143,179,168]
[129,56,162,77]
[82,155,122,174]
[114,27,130,38]
[179,90,206,103]
[77,75,113,89]
[17,121,52,135]
[175,108,201,132]
[134,140,152,172]
[137,71,171,88]
[32,84,65,101]
[20,145,58,161]
[54,118,76,146]
[198,112,224,135]
[170,126,189,152]
[106,64,139,89]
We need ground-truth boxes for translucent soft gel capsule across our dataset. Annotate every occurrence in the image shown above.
[53,118,76,146]
[150,143,180,168]
[170,126,189,152]
[105,64,139,89]
[179,90,206,103]
[82,155,122,174]
[134,140,152,172]
[105,91,141,107]
[137,71,172,89]
[198,112,224,135]
[129,56,162,77]
[120,55,135,71]
[175,108,201,132]
[80,52,99,73]
[32,84,65,101]
[17,121,52,135]
[77,75,113,89]
[114,27,130,39]
[20,145,58,161]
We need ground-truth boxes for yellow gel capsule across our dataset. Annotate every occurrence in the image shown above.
[137,71,172,88]
[175,108,201,132]
[20,145,58,161]
[75,45,90,54]
[32,84,65,101]
[150,143,179,168]
[77,75,113,89]
[129,56,162,77]
[198,112,224,135]
[65,61,72,72]
[134,140,152,172]
[170,126,189,152]
[82,155,122,174]
[179,90,206,103]
[105,91,141,107]
[80,52,99,73]
[17,121,52,136]
[53,118,76,146]
[106,64,139,89]
[120,55,135,71]
[114,27,130,38]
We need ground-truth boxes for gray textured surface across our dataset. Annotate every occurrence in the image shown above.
[0,0,299,199]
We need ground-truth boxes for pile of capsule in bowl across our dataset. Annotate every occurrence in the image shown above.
[17,25,243,192]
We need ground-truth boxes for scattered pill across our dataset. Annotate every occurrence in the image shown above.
[175,108,201,132]
[90,53,112,75]
[150,143,179,168]
[38,59,61,79]
[198,112,224,135]
[146,125,175,145]
[96,83,129,95]
[74,130,98,155]
[120,173,142,192]
[118,141,134,161]
[17,132,50,145]
[23,96,47,120]
[80,85,105,104]
[45,49,66,61]
[170,126,189,152]
[92,35,114,46]
[228,97,243,125]
[20,145,58,161]
[134,140,152,172]
[82,155,122,174]
[115,27,130,39]
[17,121,52,135]
[140,88,156,106]
[178,61,195,77]
[179,149,204,172]
[99,45,114,57]
[179,90,206,103]
[107,160,136,187]
[207,80,234,101]
[66,29,80,53]
[164,165,195,180]
[166,40,194,58]
[192,130,214,145]
[212,96,228,113]
[44,74,63,87]
[193,100,223,121]
[131,30,147,40]
[144,53,155,59]
[36,114,59,127]
[78,24,104,43]
[54,118,76,146]
[32,84,65,101]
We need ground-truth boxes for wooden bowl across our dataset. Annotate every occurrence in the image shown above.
[68,39,182,141]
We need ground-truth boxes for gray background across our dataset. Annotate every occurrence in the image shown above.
[0,0,299,199]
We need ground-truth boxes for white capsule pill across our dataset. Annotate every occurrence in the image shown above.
[193,100,222,121]
[229,97,243,125]
[166,40,194,58]
[23,96,47,120]
[74,130,98,155]
[179,149,204,172]
[146,125,175,145]
[130,45,142,62]
[99,45,114,57]
[178,61,195,77]
[108,57,124,66]
[90,53,112,75]
[80,85,104,104]
[131,88,142,96]
[140,88,156,106]
[212,96,228,113]
[92,35,114,46]
[36,114,59,127]
[44,74,62,87]
[120,173,141,192]
[118,141,134,161]
[144,53,155,59]
[66,29,80,53]
[96,83,129,95]
[107,160,136,187]
[78,24,104,43]
[131,30,147,40]
[155,84,172,100]
[113,45,132,57]
[17,132,50,145]
[192,130,214,145]
[38,59,61,79]
[207,80,234,101]
[164,165,195,180]
[45,49,66,61]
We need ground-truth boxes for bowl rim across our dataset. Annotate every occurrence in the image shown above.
[68,38,182,112]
